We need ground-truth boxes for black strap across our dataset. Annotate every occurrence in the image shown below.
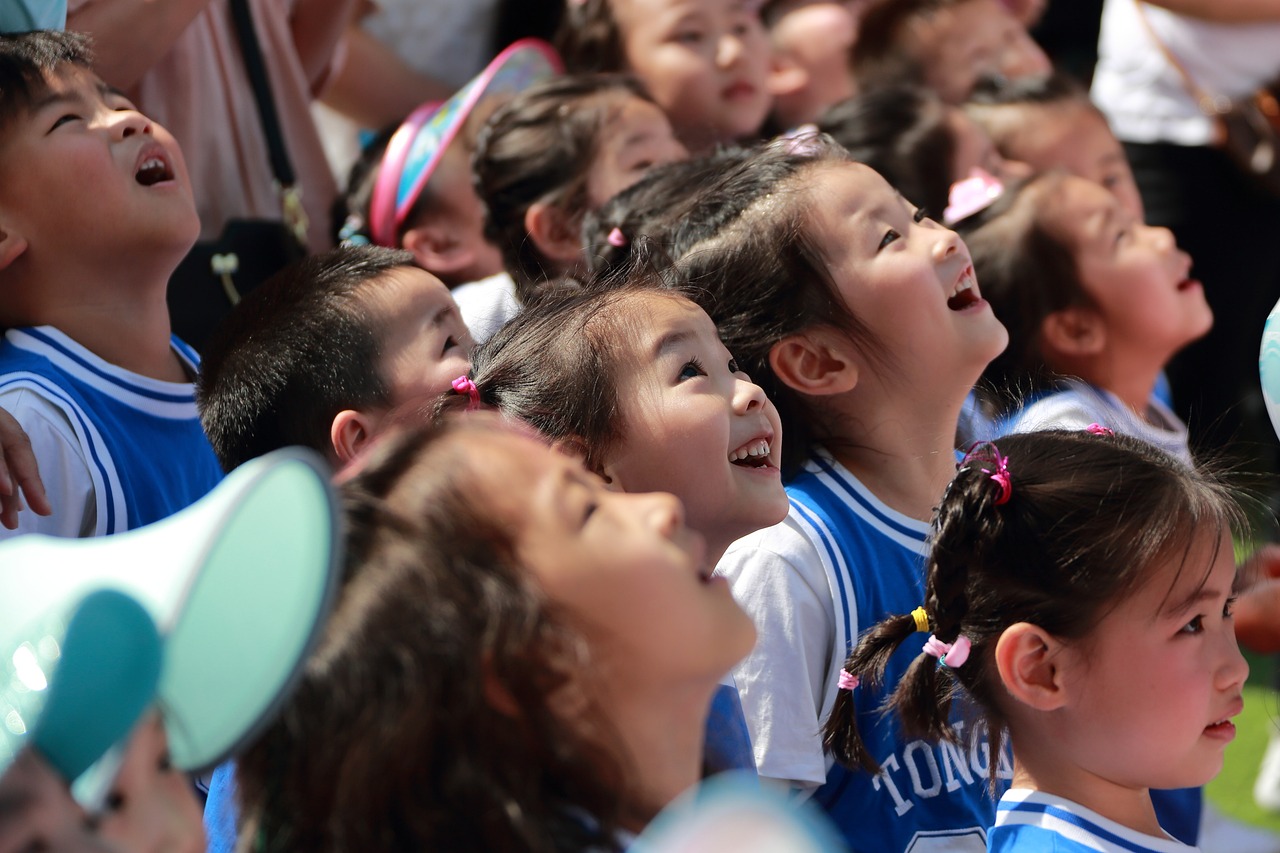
[227,0,296,187]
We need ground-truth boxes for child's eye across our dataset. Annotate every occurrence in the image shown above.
[442,336,458,355]
[678,358,706,381]
[913,208,931,223]
[1224,595,1238,619]
[728,358,742,374]
[50,113,80,131]
[673,28,706,45]
[879,228,902,251]
[1179,615,1205,635]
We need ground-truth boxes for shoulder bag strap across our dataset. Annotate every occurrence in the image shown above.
[227,0,309,246]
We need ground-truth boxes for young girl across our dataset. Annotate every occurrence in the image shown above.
[591,135,1010,849]
[961,172,1210,463]
[471,73,688,306]
[555,0,773,153]
[233,415,758,851]
[823,429,1248,852]
[966,72,1146,220]
[439,279,789,775]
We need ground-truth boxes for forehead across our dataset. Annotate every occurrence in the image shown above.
[359,266,454,323]
[614,292,717,352]
[1041,176,1117,244]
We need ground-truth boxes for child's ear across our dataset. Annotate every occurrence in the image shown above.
[524,202,582,267]
[330,409,380,467]
[767,52,809,99]
[1040,306,1106,358]
[402,220,479,279]
[0,221,29,271]
[994,622,1067,711]
[769,327,858,396]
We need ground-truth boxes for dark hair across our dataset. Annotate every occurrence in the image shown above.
[473,73,652,302]
[235,416,627,853]
[849,0,946,96]
[555,0,627,74]
[437,278,686,474]
[588,137,883,475]
[822,429,1244,784]
[197,246,416,471]
[818,85,957,217]
[0,30,92,139]
[331,124,398,246]
[957,172,1085,413]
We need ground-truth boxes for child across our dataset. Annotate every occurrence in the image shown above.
[595,136,1010,849]
[233,414,758,851]
[197,245,473,471]
[966,72,1146,220]
[472,73,688,311]
[443,280,788,587]
[818,84,1030,222]
[762,0,865,131]
[823,429,1247,852]
[555,0,773,153]
[852,0,1050,105]
[962,172,1209,463]
[0,30,222,539]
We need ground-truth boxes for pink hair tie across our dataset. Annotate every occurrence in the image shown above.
[1085,423,1115,437]
[838,669,859,691]
[452,375,481,410]
[922,634,971,668]
[960,441,1012,505]
[606,227,628,248]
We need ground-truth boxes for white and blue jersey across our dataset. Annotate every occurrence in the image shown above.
[0,326,222,536]
[719,452,1003,853]
[990,789,1199,852]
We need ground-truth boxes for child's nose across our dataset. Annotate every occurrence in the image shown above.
[931,228,962,264]
[717,32,744,67]
[1217,631,1249,692]
[732,377,767,415]
[638,490,686,538]
[104,108,151,139]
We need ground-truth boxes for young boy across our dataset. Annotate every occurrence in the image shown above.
[0,30,221,539]
[197,245,473,471]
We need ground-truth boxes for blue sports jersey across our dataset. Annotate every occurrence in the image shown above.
[989,789,1199,852]
[0,326,222,534]
[788,454,1004,853]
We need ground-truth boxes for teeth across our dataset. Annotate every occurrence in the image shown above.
[729,439,771,462]
[952,274,973,298]
[139,157,164,172]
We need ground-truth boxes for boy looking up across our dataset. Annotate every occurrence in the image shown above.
[0,30,221,538]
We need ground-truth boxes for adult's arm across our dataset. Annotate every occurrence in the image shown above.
[290,0,363,92]
[1143,0,1280,23]
[319,26,452,129]
[65,0,213,90]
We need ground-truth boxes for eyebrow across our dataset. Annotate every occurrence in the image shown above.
[0,787,34,822]
[653,328,698,360]
[1164,584,1228,618]
[29,81,118,115]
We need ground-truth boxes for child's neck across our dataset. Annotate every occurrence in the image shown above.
[596,675,716,832]
[824,388,968,522]
[1010,740,1165,838]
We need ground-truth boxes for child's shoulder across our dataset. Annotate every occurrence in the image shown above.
[990,790,1199,853]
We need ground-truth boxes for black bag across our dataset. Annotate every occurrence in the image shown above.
[167,219,306,351]
[167,0,309,351]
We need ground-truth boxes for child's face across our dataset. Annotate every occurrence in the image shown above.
[0,67,198,267]
[946,107,1031,189]
[765,0,864,128]
[475,427,757,686]
[94,714,205,853]
[1045,177,1210,362]
[1057,533,1246,793]
[600,293,787,557]
[364,267,474,407]
[0,751,120,853]
[585,96,689,210]
[907,0,1051,104]
[614,0,773,152]
[808,162,1008,388]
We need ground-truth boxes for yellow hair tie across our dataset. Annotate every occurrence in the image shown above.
[911,607,930,633]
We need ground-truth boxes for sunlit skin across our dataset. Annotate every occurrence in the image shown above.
[584,95,689,210]
[600,293,788,562]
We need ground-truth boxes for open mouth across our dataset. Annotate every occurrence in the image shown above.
[729,438,773,469]
[135,152,174,187]
[947,266,981,311]
[1176,277,1202,292]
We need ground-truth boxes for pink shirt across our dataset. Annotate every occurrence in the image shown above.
[68,0,341,253]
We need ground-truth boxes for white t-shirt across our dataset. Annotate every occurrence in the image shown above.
[451,271,521,344]
[1092,0,1280,146]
